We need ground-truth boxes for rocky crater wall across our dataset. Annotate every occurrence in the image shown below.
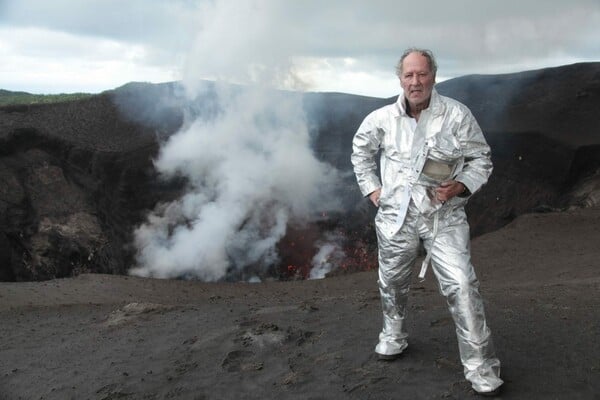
[1,63,599,281]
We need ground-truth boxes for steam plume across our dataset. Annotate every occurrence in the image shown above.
[130,0,342,281]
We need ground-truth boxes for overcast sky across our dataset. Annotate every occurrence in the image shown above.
[1,0,599,98]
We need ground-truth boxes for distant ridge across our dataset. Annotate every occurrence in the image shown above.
[1,62,599,281]
[0,89,92,106]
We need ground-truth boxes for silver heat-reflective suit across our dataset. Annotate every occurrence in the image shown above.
[351,89,503,393]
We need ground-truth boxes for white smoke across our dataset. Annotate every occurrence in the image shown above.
[309,233,346,280]
[130,0,343,281]
[181,0,310,94]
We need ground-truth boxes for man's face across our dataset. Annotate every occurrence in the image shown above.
[399,52,435,109]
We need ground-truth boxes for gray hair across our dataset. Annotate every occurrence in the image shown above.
[395,48,438,78]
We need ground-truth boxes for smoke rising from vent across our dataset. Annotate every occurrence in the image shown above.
[309,233,347,280]
[181,0,311,94]
[130,0,343,281]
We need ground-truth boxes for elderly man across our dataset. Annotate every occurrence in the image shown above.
[351,48,503,396]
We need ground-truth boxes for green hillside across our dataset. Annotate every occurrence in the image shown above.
[0,89,93,106]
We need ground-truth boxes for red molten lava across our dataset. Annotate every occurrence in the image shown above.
[277,222,377,280]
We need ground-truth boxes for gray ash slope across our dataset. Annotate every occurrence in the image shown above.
[0,62,599,281]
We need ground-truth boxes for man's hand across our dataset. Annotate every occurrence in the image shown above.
[435,180,466,202]
[368,188,382,207]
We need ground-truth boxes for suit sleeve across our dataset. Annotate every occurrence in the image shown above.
[454,109,493,195]
[351,111,385,197]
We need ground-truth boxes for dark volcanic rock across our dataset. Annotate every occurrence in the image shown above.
[1,63,599,281]
[436,62,600,147]
[436,62,600,234]
[0,93,184,281]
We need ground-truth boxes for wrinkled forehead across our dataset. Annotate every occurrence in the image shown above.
[402,53,432,74]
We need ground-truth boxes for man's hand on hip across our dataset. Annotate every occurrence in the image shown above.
[369,188,382,207]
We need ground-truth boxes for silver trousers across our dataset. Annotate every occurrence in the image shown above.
[374,202,503,393]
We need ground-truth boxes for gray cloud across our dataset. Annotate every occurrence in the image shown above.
[1,0,599,95]
[0,0,196,45]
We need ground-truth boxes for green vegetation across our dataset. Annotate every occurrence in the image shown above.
[0,89,93,106]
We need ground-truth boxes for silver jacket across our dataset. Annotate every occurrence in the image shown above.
[351,89,503,393]
[351,88,493,230]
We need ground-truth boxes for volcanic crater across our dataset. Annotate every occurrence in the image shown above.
[0,62,599,282]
